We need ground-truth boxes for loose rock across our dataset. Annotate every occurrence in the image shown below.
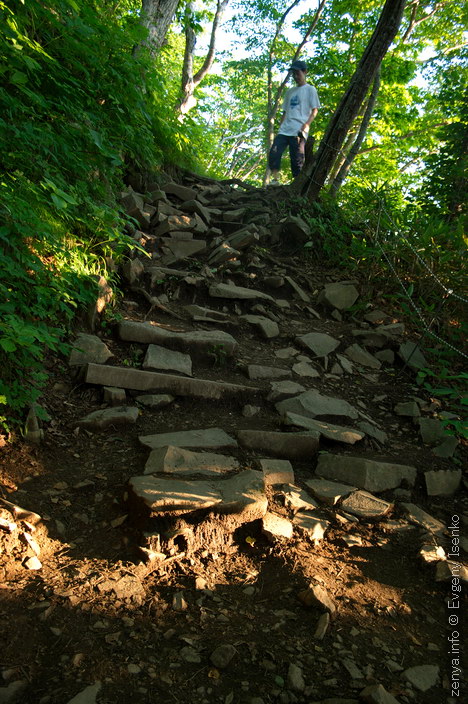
[210,644,236,669]
[402,664,439,692]
[298,584,336,614]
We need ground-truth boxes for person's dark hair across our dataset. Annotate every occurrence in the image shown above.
[289,60,307,72]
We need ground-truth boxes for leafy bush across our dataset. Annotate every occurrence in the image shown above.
[0,0,203,430]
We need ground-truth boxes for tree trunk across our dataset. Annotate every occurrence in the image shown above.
[176,0,230,116]
[326,127,359,184]
[296,0,406,201]
[133,0,180,57]
[330,67,381,196]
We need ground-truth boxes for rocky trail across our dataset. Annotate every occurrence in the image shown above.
[0,172,466,704]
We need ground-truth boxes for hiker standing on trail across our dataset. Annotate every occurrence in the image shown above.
[268,60,320,184]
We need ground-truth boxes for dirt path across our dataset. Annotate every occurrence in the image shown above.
[0,175,466,704]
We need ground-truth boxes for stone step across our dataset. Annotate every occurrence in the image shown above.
[237,429,319,460]
[139,427,238,451]
[283,411,365,444]
[84,364,255,400]
[276,389,359,421]
[118,321,238,357]
[209,282,275,302]
[142,344,192,376]
[144,446,239,476]
[316,454,417,492]
[129,469,268,523]
[339,490,393,519]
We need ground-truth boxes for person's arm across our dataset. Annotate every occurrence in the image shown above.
[301,107,318,133]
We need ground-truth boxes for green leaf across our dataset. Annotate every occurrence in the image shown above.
[10,70,28,85]
[51,193,70,209]
[0,339,17,353]
[54,188,78,205]
[430,387,456,396]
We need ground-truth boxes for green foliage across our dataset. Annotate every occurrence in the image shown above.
[208,344,229,368]
[416,368,468,441]
[0,0,203,430]
[416,51,468,225]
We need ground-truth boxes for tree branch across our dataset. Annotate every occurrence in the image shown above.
[401,1,447,43]
[193,0,230,85]
[177,0,229,115]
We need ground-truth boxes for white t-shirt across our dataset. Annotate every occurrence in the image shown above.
[279,84,320,136]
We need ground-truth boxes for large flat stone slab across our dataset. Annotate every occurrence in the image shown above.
[144,446,239,476]
[84,364,253,400]
[118,321,238,356]
[344,343,381,369]
[129,469,267,521]
[276,389,359,421]
[318,282,359,310]
[295,332,340,357]
[208,242,241,265]
[242,315,279,339]
[180,199,213,224]
[283,412,364,444]
[316,454,416,492]
[267,381,305,403]
[143,344,192,376]
[140,428,237,451]
[209,283,274,302]
[418,417,446,446]
[237,430,319,460]
[402,665,439,692]
[292,361,320,378]
[305,478,356,506]
[130,476,222,513]
[340,491,393,519]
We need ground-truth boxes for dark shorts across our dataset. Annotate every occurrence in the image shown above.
[268,133,306,178]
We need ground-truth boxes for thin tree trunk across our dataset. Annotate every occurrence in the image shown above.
[243,154,264,180]
[330,67,381,196]
[176,0,229,116]
[296,0,406,201]
[326,126,359,184]
[133,0,180,57]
